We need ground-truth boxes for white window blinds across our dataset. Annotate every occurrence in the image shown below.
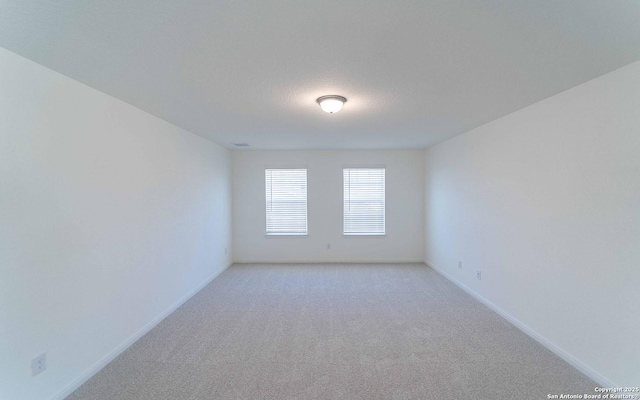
[265,169,308,235]
[343,168,385,235]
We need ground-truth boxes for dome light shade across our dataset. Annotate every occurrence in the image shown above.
[316,95,347,113]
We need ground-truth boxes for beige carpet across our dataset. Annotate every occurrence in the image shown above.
[67,263,596,399]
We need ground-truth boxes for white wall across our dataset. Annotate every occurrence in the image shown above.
[0,48,232,400]
[233,150,424,263]
[424,60,640,386]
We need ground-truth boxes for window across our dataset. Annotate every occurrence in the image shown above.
[343,168,385,235]
[265,168,307,235]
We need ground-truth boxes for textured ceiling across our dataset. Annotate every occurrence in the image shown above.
[2,1,640,150]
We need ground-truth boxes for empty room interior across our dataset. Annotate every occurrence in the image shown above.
[2,1,639,399]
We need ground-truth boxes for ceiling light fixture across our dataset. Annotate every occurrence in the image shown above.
[316,95,347,114]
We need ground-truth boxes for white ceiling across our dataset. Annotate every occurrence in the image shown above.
[2,1,640,150]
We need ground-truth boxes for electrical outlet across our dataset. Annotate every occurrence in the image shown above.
[32,353,46,376]
[476,271,482,280]
[458,261,463,269]
[224,247,228,255]
[326,243,331,250]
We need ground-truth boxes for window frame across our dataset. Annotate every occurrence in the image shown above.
[342,166,386,236]
[264,167,308,236]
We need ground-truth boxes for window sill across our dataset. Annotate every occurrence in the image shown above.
[343,233,387,237]
[265,233,309,238]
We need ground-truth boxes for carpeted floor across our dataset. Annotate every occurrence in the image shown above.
[67,263,596,399]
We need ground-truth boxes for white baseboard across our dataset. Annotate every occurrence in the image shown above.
[233,259,425,264]
[51,262,232,400]
[424,260,615,388]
